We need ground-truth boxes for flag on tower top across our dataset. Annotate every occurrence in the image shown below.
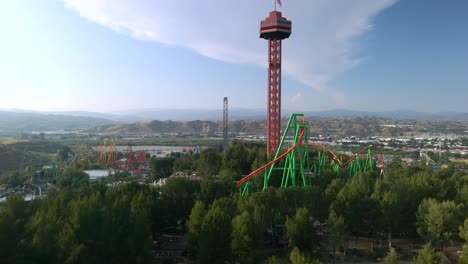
[276,0,282,7]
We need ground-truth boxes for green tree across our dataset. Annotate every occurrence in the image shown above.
[173,153,196,172]
[384,156,407,183]
[331,172,379,246]
[413,243,450,264]
[250,156,266,190]
[460,244,468,264]
[460,218,468,242]
[416,198,462,248]
[28,201,63,263]
[286,208,320,257]
[289,247,321,264]
[218,168,241,184]
[128,192,154,263]
[456,185,468,205]
[459,221,468,263]
[237,187,280,230]
[187,201,206,256]
[371,182,402,248]
[381,190,401,248]
[221,142,250,175]
[160,177,200,225]
[381,247,398,264]
[249,146,267,190]
[231,211,261,263]
[150,157,175,179]
[197,207,232,264]
[57,222,87,264]
[325,178,346,204]
[267,255,280,264]
[197,179,230,205]
[327,211,347,262]
[196,148,221,177]
[0,182,159,264]
[6,171,22,187]
[58,169,89,189]
[67,192,104,262]
[397,171,436,235]
[210,197,237,219]
[0,195,34,263]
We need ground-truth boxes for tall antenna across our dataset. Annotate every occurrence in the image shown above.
[223,97,229,149]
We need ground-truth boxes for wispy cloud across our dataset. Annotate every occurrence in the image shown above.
[291,92,303,105]
[64,0,396,91]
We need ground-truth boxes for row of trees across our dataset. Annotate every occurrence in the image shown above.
[149,142,267,183]
[178,146,467,263]
[0,165,237,264]
[0,183,157,264]
[1,141,467,263]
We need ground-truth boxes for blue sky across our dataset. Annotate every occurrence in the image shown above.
[0,0,466,113]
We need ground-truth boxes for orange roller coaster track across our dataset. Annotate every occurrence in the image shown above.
[235,113,385,195]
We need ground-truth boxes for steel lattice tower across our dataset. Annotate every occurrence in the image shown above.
[223,97,228,149]
[260,11,292,157]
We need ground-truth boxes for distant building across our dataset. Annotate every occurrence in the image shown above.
[153,172,203,187]
[84,170,113,181]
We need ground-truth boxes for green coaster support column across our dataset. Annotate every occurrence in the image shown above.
[264,113,311,189]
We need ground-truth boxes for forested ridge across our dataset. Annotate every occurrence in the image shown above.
[1,142,467,263]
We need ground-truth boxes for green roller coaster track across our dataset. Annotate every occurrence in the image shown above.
[236,113,384,196]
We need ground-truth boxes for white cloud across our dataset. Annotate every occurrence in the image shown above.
[64,0,396,91]
[291,92,303,104]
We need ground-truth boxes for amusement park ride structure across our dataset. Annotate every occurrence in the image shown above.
[233,8,386,195]
[235,113,385,196]
[96,139,147,175]
[97,138,117,166]
[260,11,292,157]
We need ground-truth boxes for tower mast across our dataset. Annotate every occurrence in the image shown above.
[260,11,292,157]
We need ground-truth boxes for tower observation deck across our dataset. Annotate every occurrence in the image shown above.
[260,11,292,157]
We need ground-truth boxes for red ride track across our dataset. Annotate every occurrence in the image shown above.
[348,146,385,177]
[308,142,352,165]
[307,142,384,176]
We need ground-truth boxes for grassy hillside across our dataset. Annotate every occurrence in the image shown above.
[0,140,68,177]
[84,120,266,134]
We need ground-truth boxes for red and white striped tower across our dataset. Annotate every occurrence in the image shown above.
[260,11,292,157]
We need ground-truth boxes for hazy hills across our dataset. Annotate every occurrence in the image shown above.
[62,108,468,122]
[0,109,466,135]
[83,119,266,134]
[0,111,115,133]
[84,116,467,137]
[306,109,468,122]
[0,140,68,175]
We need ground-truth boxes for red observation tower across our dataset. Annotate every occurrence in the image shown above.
[260,11,292,157]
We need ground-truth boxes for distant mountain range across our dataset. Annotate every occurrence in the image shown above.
[44,108,468,122]
[0,108,466,133]
[0,111,115,133]
[83,115,467,136]
[302,109,468,121]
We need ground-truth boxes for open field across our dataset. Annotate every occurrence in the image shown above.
[0,139,29,145]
